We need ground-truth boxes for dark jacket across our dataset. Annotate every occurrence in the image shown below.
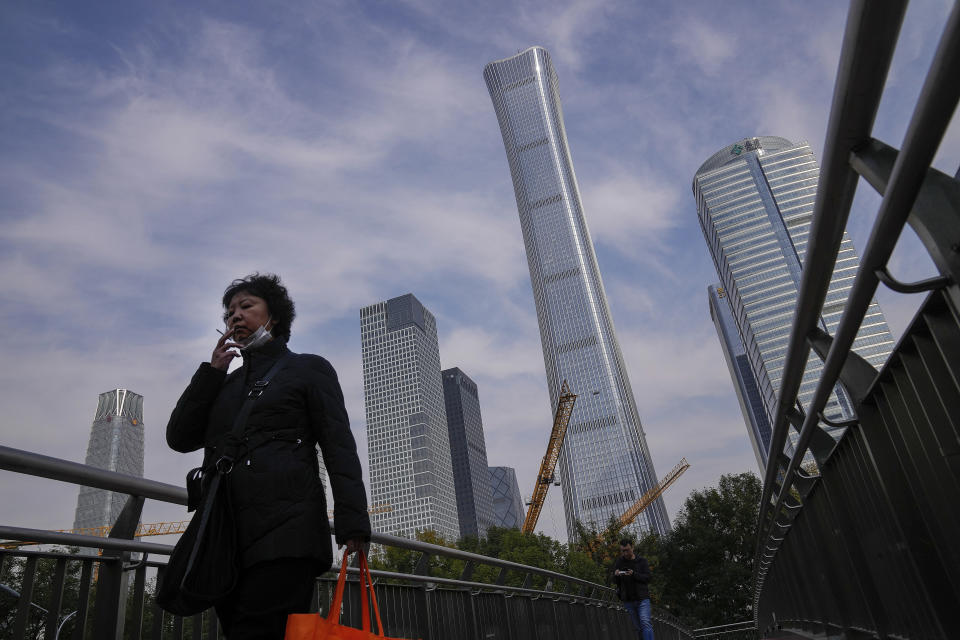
[166,338,370,571]
[613,555,651,602]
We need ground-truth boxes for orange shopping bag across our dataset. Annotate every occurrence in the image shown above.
[285,550,418,640]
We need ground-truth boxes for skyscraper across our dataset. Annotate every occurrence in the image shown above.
[484,46,670,539]
[73,389,145,530]
[488,466,525,530]
[708,283,773,470]
[442,367,496,538]
[361,294,460,541]
[693,137,894,457]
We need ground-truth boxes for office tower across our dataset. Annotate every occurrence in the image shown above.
[317,450,334,517]
[485,46,670,539]
[442,367,496,538]
[708,284,773,470]
[73,389,145,530]
[693,137,895,457]
[488,466,525,530]
[361,294,460,541]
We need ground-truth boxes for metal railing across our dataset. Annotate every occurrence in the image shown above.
[754,0,960,638]
[692,620,758,640]
[0,444,696,639]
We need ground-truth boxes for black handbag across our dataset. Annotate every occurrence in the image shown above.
[156,353,292,615]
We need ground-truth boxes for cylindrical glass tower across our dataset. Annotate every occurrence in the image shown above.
[693,137,895,460]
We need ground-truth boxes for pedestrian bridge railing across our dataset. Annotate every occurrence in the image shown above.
[0,444,695,639]
[691,620,758,640]
[754,1,960,638]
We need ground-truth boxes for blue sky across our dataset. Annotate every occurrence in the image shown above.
[1,0,956,542]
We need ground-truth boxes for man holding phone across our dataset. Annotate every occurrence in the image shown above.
[613,538,654,640]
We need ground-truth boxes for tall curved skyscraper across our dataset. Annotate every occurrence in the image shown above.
[484,46,670,539]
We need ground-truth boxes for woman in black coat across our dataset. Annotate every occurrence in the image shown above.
[167,273,370,639]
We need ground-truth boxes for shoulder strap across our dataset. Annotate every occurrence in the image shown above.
[230,351,293,437]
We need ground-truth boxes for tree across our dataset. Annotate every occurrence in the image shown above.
[458,527,568,588]
[570,518,667,603]
[0,547,88,639]
[366,472,761,629]
[656,472,761,626]
[369,530,465,581]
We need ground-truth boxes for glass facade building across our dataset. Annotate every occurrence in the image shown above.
[442,367,496,538]
[73,389,145,531]
[484,46,670,539]
[488,466,525,530]
[708,283,773,470]
[693,137,895,456]
[361,294,460,541]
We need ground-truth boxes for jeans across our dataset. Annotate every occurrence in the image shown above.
[623,599,654,640]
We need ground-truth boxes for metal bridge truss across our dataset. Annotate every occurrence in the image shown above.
[754,1,960,638]
[0,444,694,640]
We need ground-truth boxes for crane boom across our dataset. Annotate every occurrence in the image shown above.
[619,457,689,528]
[521,380,577,535]
[0,520,193,549]
[586,457,689,550]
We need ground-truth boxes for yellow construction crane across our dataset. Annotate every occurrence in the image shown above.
[3,500,399,550]
[589,457,690,548]
[521,380,577,535]
[0,520,192,550]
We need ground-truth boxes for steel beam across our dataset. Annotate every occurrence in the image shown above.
[0,445,187,505]
[766,0,960,550]
[756,0,908,552]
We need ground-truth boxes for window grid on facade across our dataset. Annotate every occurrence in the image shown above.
[443,368,496,538]
[361,295,460,541]
[485,46,669,539]
[488,466,526,529]
[694,137,895,462]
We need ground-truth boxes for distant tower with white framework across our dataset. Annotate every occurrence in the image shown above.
[73,389,145,531]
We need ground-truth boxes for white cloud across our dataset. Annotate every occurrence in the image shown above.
[580,171,680,257]
[440,325,543,379]
[0,0,946,540]
[669,17,737,77]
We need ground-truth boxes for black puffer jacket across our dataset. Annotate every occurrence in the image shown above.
[166,338,370,571]
[613,555,651,602]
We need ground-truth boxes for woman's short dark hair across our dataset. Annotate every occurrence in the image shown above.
[222,273,295,342]
[619,538,634,547]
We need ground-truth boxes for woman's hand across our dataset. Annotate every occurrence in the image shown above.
[211,328,240,371]
[341,538,368,557]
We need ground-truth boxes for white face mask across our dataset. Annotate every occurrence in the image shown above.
[240,323,273,351]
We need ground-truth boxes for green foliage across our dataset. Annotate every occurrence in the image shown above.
[369,526,605,590]
[0,550,216,639]
[369,529,465,581]
[368,472,759,628]
[0,548,88,639]
[656,471,761,627]
[568,472,761,627]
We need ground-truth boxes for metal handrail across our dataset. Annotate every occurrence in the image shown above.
[370,528,615,594]
[755,0,907,550]
[0,527,172,555]
[0,444,616,597]
[330,566,617,604]
[0,445,186,505]
[763,0,960,554]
